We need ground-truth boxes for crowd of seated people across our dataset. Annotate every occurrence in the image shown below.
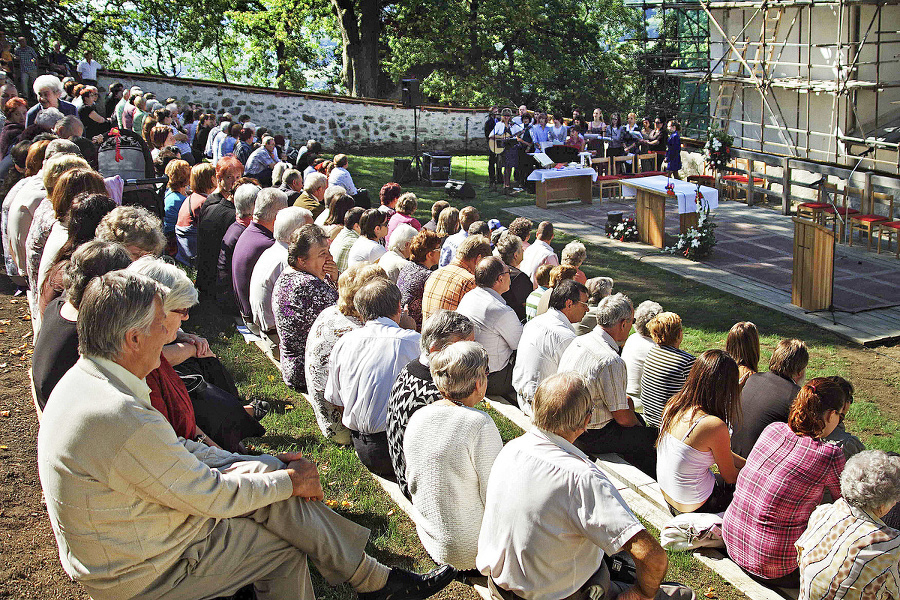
[3,68,896,600]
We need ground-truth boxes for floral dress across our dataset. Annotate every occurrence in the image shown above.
[304,305,360,442]
[272,268,338,391]
[397,261,432,331]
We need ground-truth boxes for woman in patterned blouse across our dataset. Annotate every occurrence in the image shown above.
[397,229,443,331]
[304,263,389,444]
[273,224,338,391]
[723,377,849,586]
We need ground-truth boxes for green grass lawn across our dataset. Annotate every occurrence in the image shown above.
[186,152,898,599]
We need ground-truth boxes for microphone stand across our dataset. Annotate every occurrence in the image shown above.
[819,147,873,246]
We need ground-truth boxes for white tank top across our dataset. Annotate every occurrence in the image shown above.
[656,416,716,505]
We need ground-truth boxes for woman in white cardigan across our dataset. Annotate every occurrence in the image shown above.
[404,341,503,572]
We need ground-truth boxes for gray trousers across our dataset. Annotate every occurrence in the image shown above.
[132,454,371,600]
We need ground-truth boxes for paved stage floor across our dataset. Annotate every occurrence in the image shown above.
[506,196,900,345]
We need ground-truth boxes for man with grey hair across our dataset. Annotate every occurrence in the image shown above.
[38,270,456,600]
[217,182,260,315]
[796,449,900,598]
[327,278,421,481]
[478,372,693,600]
[249,206,313,335]
[233,187,288,319]
[513,279,589,415]
[287,170,326,218]
[378,223,415,283]
[574,276,615,335]
[53,114,83,139]
[456,255,523,402]
[621,300,664,410]
[387,310,475,498]
[34,106,66,132]
[559,292,658,478]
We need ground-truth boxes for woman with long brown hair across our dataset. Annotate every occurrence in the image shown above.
[656,349,745,515]
[725,321,760,386]
[723,377,848,586]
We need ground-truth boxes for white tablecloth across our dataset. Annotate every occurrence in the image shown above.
[527,167,598,183]
[619,175,719,214]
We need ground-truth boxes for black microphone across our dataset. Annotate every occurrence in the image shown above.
[856,147,874,157]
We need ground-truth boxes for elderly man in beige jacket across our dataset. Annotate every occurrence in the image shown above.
[37,270,454,600]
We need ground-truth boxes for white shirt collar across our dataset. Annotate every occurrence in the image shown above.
[367,316,400,328]
[87,355,153,407]
[596,327,620,352]
[546,308,576,332]
[534,428,593,464]
[479,286,506,303]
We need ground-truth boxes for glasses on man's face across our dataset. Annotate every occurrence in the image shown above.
[170,307,190,317]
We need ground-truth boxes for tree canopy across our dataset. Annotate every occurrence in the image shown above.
[1,0,653,114]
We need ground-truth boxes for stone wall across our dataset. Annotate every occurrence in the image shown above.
[97,70,487,155]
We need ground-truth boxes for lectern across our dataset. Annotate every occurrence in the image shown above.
[792,217,835,311]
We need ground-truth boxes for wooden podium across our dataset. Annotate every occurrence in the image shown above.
[792,217,835,311]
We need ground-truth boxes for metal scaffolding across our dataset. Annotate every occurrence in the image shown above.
[626,0,900,173]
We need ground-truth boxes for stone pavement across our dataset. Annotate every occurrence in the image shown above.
[505,196,900,346]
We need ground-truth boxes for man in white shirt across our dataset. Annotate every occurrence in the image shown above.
[477,372,694,600]
[489,108,524,192]
[456,256,523,403]
[205,113,231,159]
[326,278,420,481]
[513,280,589,415]
[558,293,658,479]
[620,300,663,411]
[511,104,528,126]
[519,221,559,284]
[249,207,312,335]
[38,271,456,600]
[439,205,479,267]
[76,50,101,85]
[328,153,358,196]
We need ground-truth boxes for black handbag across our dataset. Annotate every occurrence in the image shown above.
[179,373,264,453]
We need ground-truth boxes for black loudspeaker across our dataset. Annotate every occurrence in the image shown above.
[445,179,476,199]
[401,79,420,108]
[393,158,416,183]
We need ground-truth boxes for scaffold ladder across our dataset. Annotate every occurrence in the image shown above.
[712,41,747,126]
[751,6,784,80]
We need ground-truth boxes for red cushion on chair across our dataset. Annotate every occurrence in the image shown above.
[722,175,746,182]
[880,221,900,229]
[799,202,830,209]
[595,175,623,182]
[823,206,859,215]
[854,214,889,223]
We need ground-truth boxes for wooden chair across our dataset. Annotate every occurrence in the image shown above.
[850,192,894,251]
[797,182,836,224]
[876,219,900,258]
[822,185,861,241]
[722,158,766,202]
[613,155,634,176]
[635,153,657,173]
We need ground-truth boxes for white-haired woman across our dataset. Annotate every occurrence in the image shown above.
[404,341,503,571]
[561,240,587,284]
[25,75,76,127]
[796,450,900,598]
[378,223,416,282]
[128,256,268,452]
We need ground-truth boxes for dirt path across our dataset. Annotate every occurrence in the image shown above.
[0,282,87,599]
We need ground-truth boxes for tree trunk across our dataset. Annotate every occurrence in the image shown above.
[331,0,382,98]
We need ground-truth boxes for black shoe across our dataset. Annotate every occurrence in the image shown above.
[358,565,457,600]
[248,399,270,421]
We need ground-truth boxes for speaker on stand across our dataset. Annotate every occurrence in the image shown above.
[401,79,421,178]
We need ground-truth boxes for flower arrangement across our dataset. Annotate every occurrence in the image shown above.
[664,207,717,260]
[703,129,734,172]
[607,217,639,242]
[665,180,676,196]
